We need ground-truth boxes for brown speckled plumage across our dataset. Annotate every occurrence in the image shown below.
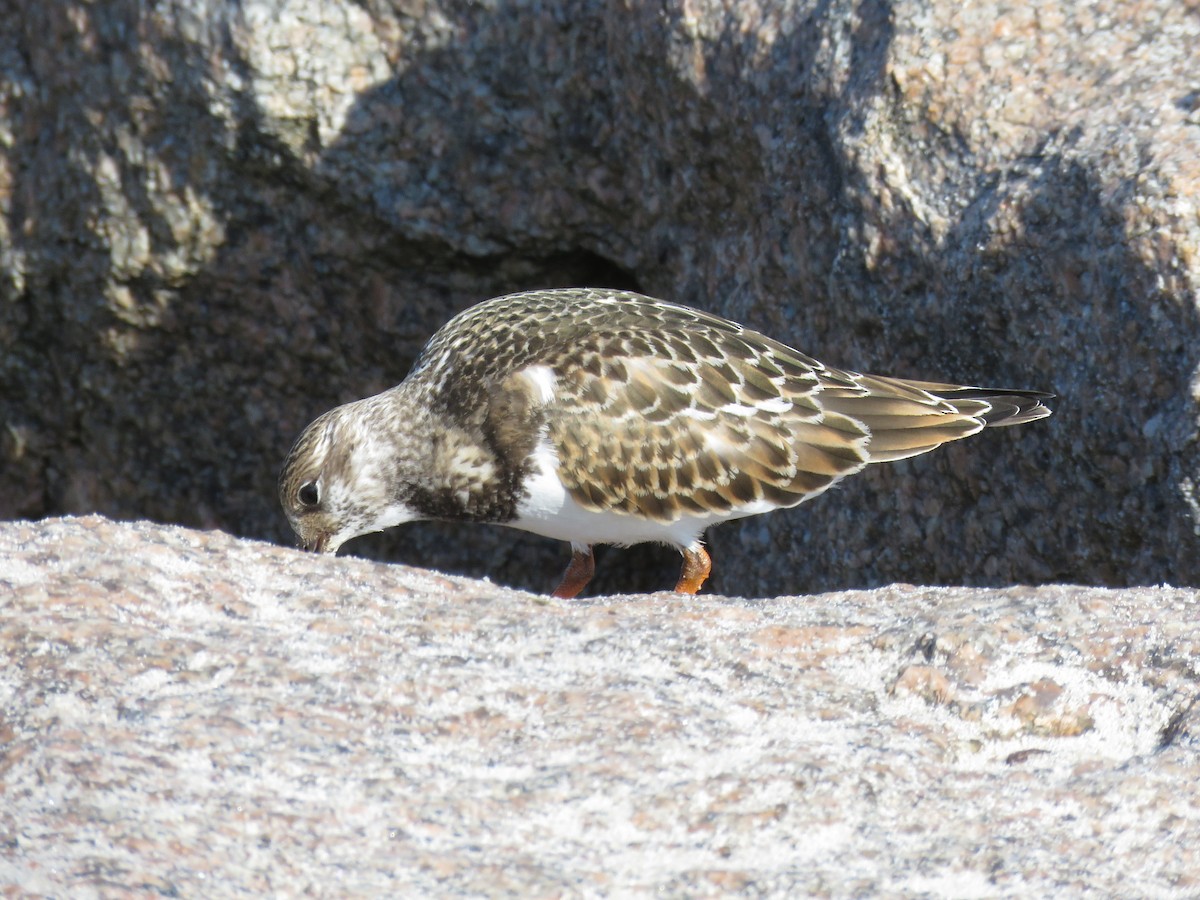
[279,288,1053,595]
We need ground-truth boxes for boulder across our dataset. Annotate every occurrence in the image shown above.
[1,0,1198,593]
[2,517,1198,894]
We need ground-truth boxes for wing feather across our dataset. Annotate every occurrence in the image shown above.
[539,346,871,523]
[461,289,1052,527]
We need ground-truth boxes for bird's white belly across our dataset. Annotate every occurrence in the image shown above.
[510,436,778,549]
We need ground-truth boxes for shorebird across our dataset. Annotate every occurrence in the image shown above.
[279,288,1052,596]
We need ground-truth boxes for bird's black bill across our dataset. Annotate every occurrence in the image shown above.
[300,534,330,554]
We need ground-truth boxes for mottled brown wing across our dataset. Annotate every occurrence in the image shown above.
[460,289,1051,525]
[539,343,873,524]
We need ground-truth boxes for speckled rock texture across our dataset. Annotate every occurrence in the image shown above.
[2,517,1198,895]
[1,1,1198,595]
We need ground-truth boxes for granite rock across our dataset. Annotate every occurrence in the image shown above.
[1,1,1198,594]
[1,517,1198,895]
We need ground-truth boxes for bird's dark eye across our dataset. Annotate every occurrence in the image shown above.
[298,482,320,507]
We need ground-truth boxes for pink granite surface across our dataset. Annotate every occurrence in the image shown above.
[2,516,1197,895]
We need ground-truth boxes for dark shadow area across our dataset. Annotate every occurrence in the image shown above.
[4,0,1196,597]
[940,153,1200,586]
[767,140,1200,592]
[0,8,280,519]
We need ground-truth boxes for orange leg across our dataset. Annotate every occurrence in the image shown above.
[552,546,595,598]
[674,546,712,594]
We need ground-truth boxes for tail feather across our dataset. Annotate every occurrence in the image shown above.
[914,384,1055,427]
[818,374,1054,465]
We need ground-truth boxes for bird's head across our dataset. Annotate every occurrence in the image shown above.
[278,397,422,555]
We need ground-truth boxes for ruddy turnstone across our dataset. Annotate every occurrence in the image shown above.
[279,288,1052,596]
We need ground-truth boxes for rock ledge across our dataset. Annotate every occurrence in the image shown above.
[1,516,1197,895]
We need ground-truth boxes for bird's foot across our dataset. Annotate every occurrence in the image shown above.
[552,546,595,598]
[674,546,711,594]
